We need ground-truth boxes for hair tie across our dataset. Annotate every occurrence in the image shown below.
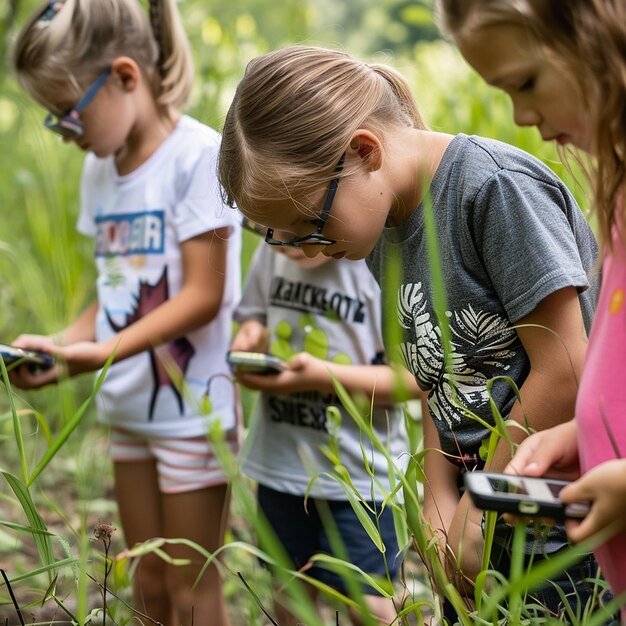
[38,1,63,22]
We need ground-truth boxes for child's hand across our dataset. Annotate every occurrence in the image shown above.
[560,459,626,544]
[230,320,269,353]
[501,420,580,525]
[9,335,111,388]
[504,419,580,481]
[8,334,59,389]
[234,352,326,394]
[53,341,111,375]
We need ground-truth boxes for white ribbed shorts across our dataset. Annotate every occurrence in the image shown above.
[110,427,239,494]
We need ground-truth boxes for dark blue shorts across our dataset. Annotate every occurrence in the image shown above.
[258,484,400,596]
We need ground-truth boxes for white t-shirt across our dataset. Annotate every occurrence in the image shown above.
[235,245,407,500]
[78,115,241,437]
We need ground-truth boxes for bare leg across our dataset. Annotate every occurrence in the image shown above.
[162,484,231,626]
[114,460,172,624]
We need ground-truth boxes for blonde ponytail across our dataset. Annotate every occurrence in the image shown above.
[147,0,194,109]
[14,0,193,113]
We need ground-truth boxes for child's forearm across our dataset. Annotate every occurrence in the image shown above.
[99,230,228,365]
[231,352,422,402]
[489,287,586,472]
[56,302,99,345]
[488,366,579,472]
[305,359,422,404]
[422,399,460,535]
[99,281,222,363]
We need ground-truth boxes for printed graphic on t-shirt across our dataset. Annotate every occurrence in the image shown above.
[266,390,338,431]
[265,273,385,433]
[94,210,165,257]
[104,267,195,420]
[270,276,366,323]
[397,282,517,428]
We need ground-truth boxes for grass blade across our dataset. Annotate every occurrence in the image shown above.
[1,472,55,582]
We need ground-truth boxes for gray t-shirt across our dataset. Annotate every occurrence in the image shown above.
[236,245,407,500]
[368,134,599,467]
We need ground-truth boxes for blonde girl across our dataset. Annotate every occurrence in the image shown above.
[11,1,241,624]
[436,0,626,620]
[218,44,602,621]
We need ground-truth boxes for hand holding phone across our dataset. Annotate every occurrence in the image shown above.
[464,471,590,521]
[227,351,287,375]
[0,343,54,371]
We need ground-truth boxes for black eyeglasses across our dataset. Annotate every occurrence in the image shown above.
[43,68,111,138]
[241,217,267,236]
[38,2,63,22]
[264,154,345,248]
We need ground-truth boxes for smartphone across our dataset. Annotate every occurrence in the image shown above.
[227,351,287,375]
[464,471,590,520]
[0,344,54,370]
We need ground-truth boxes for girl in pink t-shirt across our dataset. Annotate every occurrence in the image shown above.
[437,0,626,619]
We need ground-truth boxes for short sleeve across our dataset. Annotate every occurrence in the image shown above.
[173,146,239,242]
[468,170,591,322]
[234,244,271,325]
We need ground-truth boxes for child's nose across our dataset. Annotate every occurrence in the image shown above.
[512,101,541,129]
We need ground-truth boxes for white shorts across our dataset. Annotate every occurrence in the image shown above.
[110,427,239,494]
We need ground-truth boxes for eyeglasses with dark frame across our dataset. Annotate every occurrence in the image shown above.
[264,154,345,248]
[43,68,111,138]
[241,217,268,237]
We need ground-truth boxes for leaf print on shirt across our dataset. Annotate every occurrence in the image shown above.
[449,305,518,370]
[397,282,516,429]
[397,282,443,386]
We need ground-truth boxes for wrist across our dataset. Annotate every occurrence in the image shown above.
[98,338,119,366]
[52,331,65,346]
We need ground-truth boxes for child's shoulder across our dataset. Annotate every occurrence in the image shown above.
[440,134,569,202]
[151,116,222,178]
[456,134,562,183]
[172,115,222,153]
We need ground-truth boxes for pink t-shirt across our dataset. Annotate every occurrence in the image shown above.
[577,225,626,605]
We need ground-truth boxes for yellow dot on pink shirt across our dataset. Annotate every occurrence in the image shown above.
[610,288,624,314]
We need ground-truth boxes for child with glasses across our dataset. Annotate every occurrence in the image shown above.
[232,230,419,625]
[218,45,606,621]
[11,1,240,624]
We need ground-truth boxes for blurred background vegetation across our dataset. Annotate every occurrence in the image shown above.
[0,0,590,341]
[0,0,594,623]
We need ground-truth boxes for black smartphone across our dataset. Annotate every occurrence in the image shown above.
[227,351,287,375]
[464,471,590,520]
[0,343,54,370]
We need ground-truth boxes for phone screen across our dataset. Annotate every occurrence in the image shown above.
[465,471,589,519]
[227,351,286,375]
[487,475,563,501]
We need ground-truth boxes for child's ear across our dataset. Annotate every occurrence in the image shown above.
[347,130,383,172]
[110,57,141,92]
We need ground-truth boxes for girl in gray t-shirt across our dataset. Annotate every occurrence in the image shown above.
[218,45,603,622]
